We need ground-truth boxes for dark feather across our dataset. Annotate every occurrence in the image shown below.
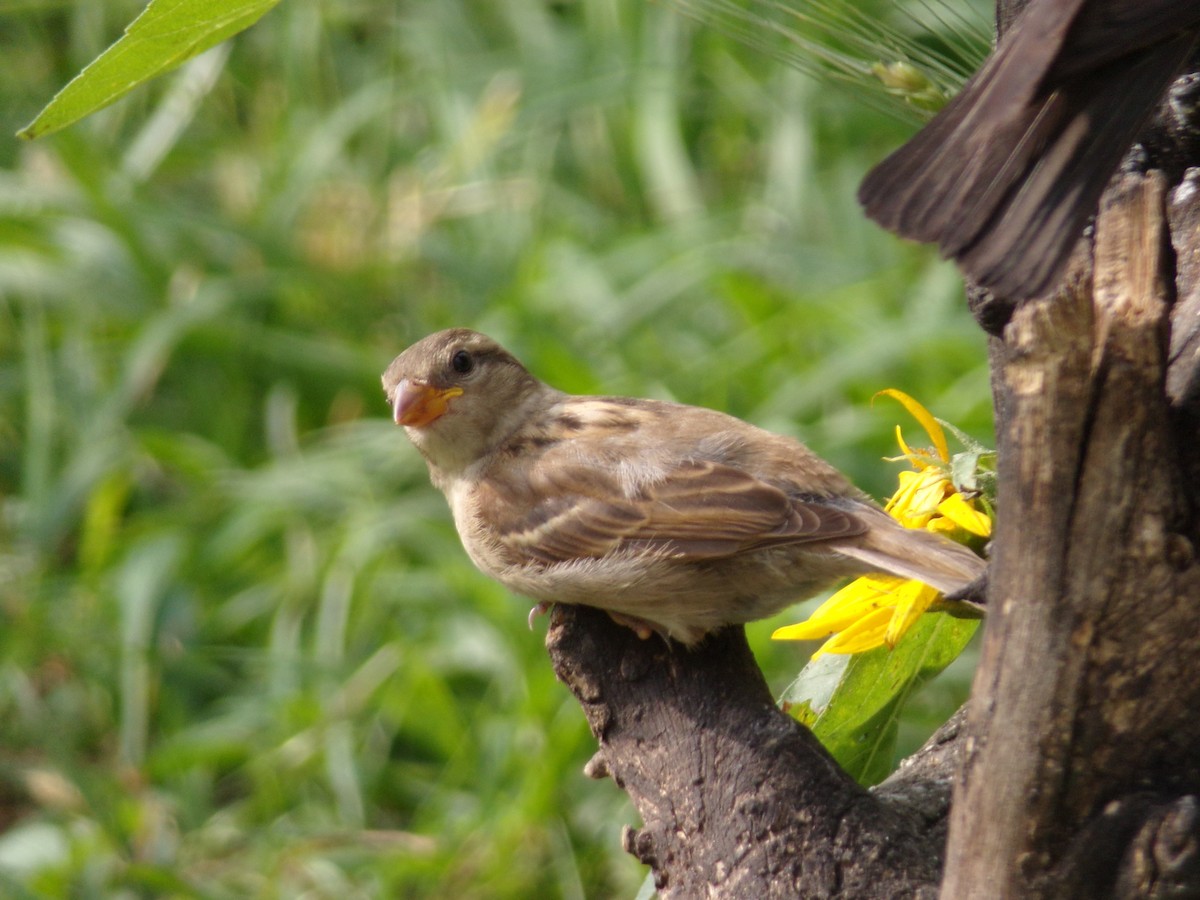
[859,0,1200,300]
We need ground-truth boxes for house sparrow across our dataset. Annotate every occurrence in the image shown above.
[382,329,985,645]
[859,0,1200,302]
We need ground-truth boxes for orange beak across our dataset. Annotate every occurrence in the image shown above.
[392,380,463,427]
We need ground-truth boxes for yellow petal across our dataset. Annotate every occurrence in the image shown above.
[813,607,894,658]
[926,515,964,536]
[893,425,936,470]
[935,492,993,537]
[772,575,904,641]
[772,622,837,641]
[887,468,951,528]
[876,388,950,463]
[885,470,929,519]
[883,581,939,648]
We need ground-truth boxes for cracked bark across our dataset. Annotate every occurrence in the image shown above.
[543,3,1200,895]
[546,605,952,899]
[943,170,1200,900]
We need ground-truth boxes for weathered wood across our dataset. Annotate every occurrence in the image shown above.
[1167,170,1200,503]
[1110,795,1200,898]
[540,5,1200,895]
[941,173,1200,898]
[546,605,950,898]
[544,172,1200,899]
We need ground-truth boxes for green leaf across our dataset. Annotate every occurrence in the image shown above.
[781,613,979,785]
[780,652,850,728]
[634,871,658,900]
[18,0,282,140]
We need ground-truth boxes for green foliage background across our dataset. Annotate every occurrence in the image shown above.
[0,1,991,896]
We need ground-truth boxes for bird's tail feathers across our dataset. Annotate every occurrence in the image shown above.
[836,520,986,595]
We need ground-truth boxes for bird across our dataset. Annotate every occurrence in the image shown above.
[382,329,985,646]
[858,0,1200,303]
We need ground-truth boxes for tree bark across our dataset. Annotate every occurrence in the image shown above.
[546,605,953,898]
[941,170,1200,899]
[543,5,1200,896]
[934,0,1200,893]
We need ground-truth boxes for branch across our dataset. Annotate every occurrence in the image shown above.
[546,604,952,898]
[941,172,1200,897]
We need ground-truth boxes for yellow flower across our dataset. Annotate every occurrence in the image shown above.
[773,576,939,659]
[881,388,991,541]
[772,390,992,657]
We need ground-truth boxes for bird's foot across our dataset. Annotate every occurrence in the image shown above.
[530,603,674,644]
[605,611,663,642]
[527,601,553,630]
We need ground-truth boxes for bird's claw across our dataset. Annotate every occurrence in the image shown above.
[605,610,660,641]
[527,601,553,630]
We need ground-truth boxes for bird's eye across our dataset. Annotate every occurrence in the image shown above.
[451,349,474,374]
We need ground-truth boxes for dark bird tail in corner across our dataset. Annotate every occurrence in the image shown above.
[858,0,1200,302]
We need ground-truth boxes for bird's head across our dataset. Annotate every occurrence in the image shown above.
[382,329,543,473]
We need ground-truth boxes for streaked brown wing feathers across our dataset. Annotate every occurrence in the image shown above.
[479,457,866,565]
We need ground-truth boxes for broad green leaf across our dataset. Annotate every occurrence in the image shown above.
[781,613,978,785]
[780,652,850,728]
[18,0,282,140]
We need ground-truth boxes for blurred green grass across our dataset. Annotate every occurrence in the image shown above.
[0,0,991,896]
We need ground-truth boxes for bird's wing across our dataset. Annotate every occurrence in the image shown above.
[475,456,867,565]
